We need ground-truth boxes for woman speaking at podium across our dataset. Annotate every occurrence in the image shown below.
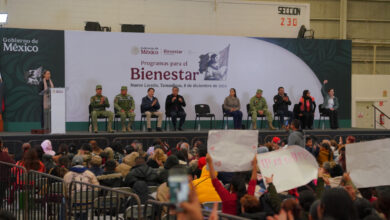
[39,70,54,130]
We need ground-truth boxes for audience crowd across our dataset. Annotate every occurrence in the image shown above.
[0,122,389,220]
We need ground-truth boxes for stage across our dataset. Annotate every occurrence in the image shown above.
[1,128,390,161]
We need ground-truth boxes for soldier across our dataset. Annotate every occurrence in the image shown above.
[249,89,276,130]
[114,86,135,132]
[90,85,114,133]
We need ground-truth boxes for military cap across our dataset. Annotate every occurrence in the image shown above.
[96,85,102,89]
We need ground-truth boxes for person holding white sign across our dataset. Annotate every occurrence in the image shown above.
[223,88,243,129]
[206,153,280,216]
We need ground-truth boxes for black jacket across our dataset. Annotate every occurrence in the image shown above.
[240,212,267,220]
[165,94,186,113]
[124,164,160,187]
[273,93,291,112]
[141,96,160,113]
[146,159,160,169]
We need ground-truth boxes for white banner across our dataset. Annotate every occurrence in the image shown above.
[257,145,318,193]
[207,130,258,172]
[346,138,390,188]
[65,31,323,122]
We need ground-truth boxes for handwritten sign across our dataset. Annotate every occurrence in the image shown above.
[346,138,390,188]
[257,145,318,193]
[208,130,258,172]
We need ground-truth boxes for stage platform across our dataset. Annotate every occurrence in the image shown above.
[1,128,390,160]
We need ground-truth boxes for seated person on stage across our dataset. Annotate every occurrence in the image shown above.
[114,86,136,132]
[249,89,275,130]
[223,88,243,129]
[141,88,163,132]
[273,86,293,128]
[321,80,339,129]
[165,86,186,131]
[90,85,114,133]
[298,90,316,129]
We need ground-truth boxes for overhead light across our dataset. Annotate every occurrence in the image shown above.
[0,13,8,24]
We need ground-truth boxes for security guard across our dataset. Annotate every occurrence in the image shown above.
[114,86,135,132]
[249,89,276,130]
[90,85,114,133]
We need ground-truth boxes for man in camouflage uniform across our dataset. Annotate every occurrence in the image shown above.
[114,86,135,132]
[249,89,276,130]
[90,85,114,133]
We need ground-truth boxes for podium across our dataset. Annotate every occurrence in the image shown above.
[40,88,65,134]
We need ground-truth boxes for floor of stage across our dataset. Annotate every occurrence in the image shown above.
[1,128,389,160]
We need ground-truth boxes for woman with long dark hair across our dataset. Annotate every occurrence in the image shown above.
[16,148,45,172]
[317,142,333,167]
[39,70,54,130]
[299,90,316,129]
[319,188,358,220]
[223,88,243,129]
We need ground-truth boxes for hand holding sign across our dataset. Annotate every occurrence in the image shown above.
[257,145,318,193]
[207,130,258,172]
[346,138,390,188]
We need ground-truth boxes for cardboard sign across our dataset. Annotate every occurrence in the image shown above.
[207,130,258,172]
[346,138,390,188]
[257,145,318,193]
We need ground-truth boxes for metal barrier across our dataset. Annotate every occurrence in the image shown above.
[0,161,28,220]
[146,200,176,220]
[26,170,66,220]
[67,181,142,220]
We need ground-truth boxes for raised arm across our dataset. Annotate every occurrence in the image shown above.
[247,155,258,196]
[206,153,231,201]
[321,80,328,98]
[265,174,282,213]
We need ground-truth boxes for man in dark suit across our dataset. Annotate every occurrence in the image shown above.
[165,87,186,131]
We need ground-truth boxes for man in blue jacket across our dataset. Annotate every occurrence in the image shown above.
[141,88,163,132]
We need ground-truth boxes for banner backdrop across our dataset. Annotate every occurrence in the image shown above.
[65,31,351,123]
[0,28,65,124]
[0,28,351,130]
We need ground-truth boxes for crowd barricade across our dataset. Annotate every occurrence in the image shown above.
[67,180,142,220]
[0,161,251,220]
[0,161,28,220]
[146,200,177,220]
[25,170,66,220]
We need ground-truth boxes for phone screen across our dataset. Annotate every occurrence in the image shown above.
[168,168,189,205]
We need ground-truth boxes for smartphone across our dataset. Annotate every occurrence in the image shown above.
[168,168,189,206]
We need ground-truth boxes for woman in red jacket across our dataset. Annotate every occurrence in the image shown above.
[206,154,257,216]
[16,148,45,172]
[299,90,316,129]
